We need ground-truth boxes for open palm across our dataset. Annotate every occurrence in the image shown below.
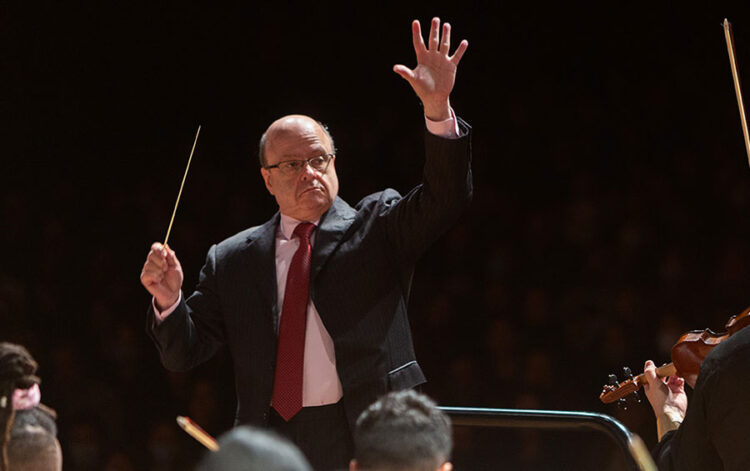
[394,18,468,121]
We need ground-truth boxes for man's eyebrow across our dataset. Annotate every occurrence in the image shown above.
[280,148,328,159]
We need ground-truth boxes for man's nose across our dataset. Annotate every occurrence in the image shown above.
[299,162,317,180]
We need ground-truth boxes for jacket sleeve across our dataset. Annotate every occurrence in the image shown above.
[146,244,226,371]
[377,117,473,263]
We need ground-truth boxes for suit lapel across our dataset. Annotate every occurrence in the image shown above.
[244,213,281,332]
[311,197,356,281]
[242,200,355,332]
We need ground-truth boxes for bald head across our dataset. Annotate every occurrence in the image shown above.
[259,115,335,168]
[259,115,339,221]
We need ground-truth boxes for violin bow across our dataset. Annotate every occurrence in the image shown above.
[164,125,202,246]
[724,19,750,167]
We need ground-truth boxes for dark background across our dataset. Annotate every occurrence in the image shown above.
[3,1,750,469]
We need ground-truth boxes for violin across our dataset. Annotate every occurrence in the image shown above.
[600,18,750,405]
[599,307,750,404]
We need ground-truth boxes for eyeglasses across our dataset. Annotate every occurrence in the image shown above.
[264,154,335,176]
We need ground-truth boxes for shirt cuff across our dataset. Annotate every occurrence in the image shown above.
[425,108,461,139]
[656,409,683,441]
[153,293,181,325]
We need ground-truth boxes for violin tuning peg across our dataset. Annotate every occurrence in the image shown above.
[623,366,634,380]
[608,374,618,385]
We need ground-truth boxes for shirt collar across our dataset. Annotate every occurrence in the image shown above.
[279,213,319,240]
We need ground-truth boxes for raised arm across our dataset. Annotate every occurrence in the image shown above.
[393,17,468,121]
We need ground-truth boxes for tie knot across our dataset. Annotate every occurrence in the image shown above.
[293,222,315,242]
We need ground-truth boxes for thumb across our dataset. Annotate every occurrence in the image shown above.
[643,360,657,386]
[393,64,415,82]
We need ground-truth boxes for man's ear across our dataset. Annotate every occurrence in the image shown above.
[438,462,453,471]
[260,168,274,195]
[349,458,359,471]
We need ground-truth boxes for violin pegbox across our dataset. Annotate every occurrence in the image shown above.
[600,373,625,408]
[599,367,641,405]
[622,366,641,404]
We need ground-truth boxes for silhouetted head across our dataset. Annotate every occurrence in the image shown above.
[351,390,453,471]
[198,426,312,471]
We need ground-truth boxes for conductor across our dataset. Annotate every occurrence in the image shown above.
[140,17,471,470]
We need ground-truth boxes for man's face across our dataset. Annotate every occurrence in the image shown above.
[260,115,339,221]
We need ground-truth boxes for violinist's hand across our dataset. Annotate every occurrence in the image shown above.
[643,360,688,440]
[140,242,183,310]
[393,17,468,121]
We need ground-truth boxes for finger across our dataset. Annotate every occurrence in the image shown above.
[450,40,469,65]
[140,268,164,286]
[643,360,658,386]
[393,64,416,83]
[411,20,426,54]
[428,17,440,51]
[666,375,685,392]
[149,241,168,261]
[440,22,451,55]
[166,248,180,269]
[147,250,167,270]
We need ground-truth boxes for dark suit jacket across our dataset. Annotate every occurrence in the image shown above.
[652,322,750,470]
[147,119,472,432]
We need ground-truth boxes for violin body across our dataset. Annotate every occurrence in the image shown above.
[672,309,750,387]
[671,329,729,387]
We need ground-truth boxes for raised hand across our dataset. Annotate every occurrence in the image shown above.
[393,17,469,121]
[140,242,184,310]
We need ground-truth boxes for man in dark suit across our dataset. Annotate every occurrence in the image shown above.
[140,17,471,470]
[643,323,750,470]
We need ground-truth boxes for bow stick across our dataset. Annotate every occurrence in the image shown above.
[724,19,750,167]
[164,125,201,246]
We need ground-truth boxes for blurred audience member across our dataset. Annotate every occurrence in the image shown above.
[197,426,312,471]
[0,342,61,471]
[6,409,62,471]
[351,390,452,471]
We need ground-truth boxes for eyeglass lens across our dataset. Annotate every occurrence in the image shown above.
[280,156,331,174]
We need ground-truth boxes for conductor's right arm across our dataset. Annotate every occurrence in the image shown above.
[140,242,224,371]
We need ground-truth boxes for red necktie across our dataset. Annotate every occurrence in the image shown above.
[272,222,315,421]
